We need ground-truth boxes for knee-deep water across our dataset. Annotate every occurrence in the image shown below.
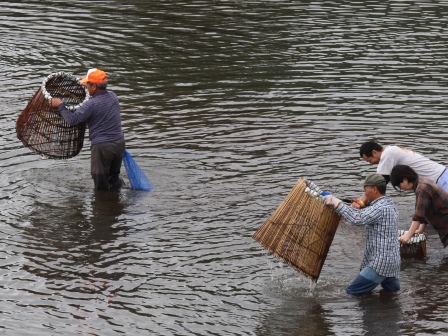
[1,1,448,335]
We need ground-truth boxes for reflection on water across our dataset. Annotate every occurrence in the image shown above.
[257,295,335,336]
[21,189,128,292]
[1,0,448,335]
[256,276,403,336]
[357,293,403,336]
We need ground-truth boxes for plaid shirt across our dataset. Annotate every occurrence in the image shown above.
[336,196,400,277]
[413,177,448,247]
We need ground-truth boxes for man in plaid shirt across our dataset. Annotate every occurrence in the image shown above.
[323,174,401,295]
[390,164,448,247]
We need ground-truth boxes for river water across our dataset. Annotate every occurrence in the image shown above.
[1,1,448,335]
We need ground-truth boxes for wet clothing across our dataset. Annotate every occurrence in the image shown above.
[58,90,125,190]
[378,145,448,191]
[413,177,448,247]
[91,138,125,190]
[346,267,400,295]
[335,196,400,294]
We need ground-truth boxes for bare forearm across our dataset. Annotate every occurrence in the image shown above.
[415,223,427,234]
[407,221,421,235]
[399,221,420,244]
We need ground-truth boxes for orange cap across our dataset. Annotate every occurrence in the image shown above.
[80,68,108,84]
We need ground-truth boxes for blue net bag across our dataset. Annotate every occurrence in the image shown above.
[123,150,153,191]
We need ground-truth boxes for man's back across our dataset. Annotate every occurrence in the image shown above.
[378,145,445,181]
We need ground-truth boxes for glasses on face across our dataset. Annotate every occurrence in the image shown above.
[393,182,405,192]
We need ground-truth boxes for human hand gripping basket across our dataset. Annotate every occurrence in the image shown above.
[16,72,90,159]
[253,178,341,282]
[399,229,427,258]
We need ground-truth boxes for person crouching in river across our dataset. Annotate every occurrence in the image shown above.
[390,164,448,248]
[322,174,400,295]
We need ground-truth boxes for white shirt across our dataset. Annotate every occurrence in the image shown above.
[377,145,445,181]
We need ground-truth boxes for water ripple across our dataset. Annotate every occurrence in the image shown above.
[1,0,448,335]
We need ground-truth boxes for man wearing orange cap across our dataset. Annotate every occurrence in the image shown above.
[50,68,125,190]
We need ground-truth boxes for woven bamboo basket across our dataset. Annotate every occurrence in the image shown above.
[253,178,341,282]
[16,72,89,159]
[399,229,427,258]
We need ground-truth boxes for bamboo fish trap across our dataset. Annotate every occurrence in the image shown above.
[253,178,341,282]
[399,229,427,258]
[16,72,89,159]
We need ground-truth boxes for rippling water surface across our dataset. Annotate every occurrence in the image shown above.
[1,1,448,335]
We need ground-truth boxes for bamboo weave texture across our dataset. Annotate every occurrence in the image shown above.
[253,178,341,282]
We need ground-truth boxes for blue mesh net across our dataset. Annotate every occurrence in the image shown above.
[123,150,153,191]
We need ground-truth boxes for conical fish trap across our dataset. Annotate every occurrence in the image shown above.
[253,178,341,282]
[16,72,89,159]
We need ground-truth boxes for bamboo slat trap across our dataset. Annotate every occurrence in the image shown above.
[16,72,89,159]
[399,229,427,258]
[253,178,341,282]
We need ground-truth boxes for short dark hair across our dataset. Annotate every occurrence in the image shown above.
[96,82,108,90]
[390,165,418,191]
[359,141,383,158]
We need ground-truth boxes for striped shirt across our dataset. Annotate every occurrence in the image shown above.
[336,196,400,277]
[413,177,448,247]
[58,90,124,145]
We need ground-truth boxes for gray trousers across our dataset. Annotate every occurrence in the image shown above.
[90,137,125,190]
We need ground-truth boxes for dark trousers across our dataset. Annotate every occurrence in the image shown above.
[90,137,125,190]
